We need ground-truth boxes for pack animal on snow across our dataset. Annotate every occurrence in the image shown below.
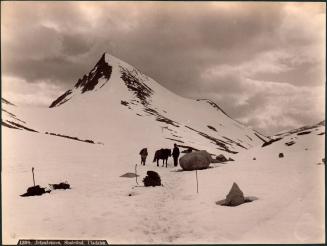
[153,148,171,167]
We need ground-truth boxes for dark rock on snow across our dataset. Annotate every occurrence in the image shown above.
[297,131,311,136]
[279,153,284,158]
[262,137,283,147]
[216,154,228,162]
[179,150,211,171]
[207,125,217,131]
[285,141,295,146]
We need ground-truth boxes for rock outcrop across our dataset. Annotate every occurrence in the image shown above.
[179,150,211,171]
[215,154,228,163]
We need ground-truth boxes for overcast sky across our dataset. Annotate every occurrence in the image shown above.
[1,2,325,135]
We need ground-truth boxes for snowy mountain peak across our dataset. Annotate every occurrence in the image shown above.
[46,52,269,154]
[74,52,113,93]
[49,53,113,107]
[49,52,150,108]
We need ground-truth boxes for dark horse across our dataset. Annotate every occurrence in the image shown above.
[153,148,172,167]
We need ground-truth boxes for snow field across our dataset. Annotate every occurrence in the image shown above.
[2,127,324,244]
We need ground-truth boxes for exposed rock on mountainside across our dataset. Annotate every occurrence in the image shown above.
[49,53,113,108]
[2,97,16,106]
[7,52,268,155]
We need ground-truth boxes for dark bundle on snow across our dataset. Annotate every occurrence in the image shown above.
[21,185,51,197]
[143,171,161,187]
[49,182,71,190]
[279,153,284,158]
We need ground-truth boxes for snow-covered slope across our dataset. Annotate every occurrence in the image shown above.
[42,52,267,156]
[274,120,325,138]
[2,115,324,244]
[261,121,325,148]
[2,98,38,133]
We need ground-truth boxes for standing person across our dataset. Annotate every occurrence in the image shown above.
[172,144,180,167]
[139,148,148,166]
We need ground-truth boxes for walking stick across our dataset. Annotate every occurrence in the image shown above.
[135,164,139,185]
[196,170,199,194]
[32,167,36,187]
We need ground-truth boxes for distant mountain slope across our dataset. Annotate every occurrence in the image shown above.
[47,52,268,155]
[275,120,325,138]
[262,121,325,148]
[1,98,38,132]
[1,98,102,145]
[2,97,16,106]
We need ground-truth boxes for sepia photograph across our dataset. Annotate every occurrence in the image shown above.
[1,1,325,244]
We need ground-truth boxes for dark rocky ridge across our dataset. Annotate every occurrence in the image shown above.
[185,125,238,154]
[2,98,16,106]
[4,120,38,132]
[45,132,98,144]
[262,137,282,147]
[120,66,153,107]
[2,105,39,132]
[223,136,248,149]
[275,121,325,137]
[166,138,184,143]
[49,90,72,108]
[254,132,268,143]
[196,99,230,118]
[2,109,26,124]
[2,121,19,129]
[75,53,112,93]
[144,108,180,127]
[49,53,112,108]
[297,131,311,136]
[207,125,217,131]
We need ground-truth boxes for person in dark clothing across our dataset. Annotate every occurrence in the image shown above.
[139,148,148,165]
[172,144,180,167]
